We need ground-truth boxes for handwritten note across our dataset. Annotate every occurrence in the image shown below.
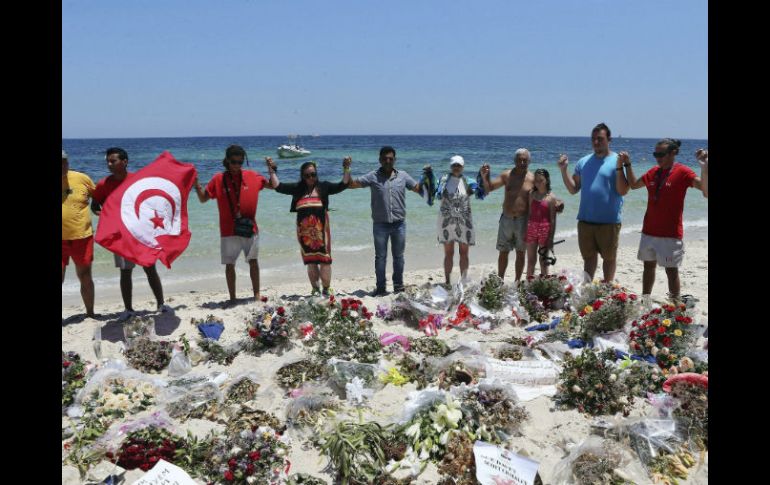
[474,441,539,485]
[485,358,560,386]
[131,460,197,485]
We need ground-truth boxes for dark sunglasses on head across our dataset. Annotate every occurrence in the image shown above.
[652,151,669,158]
[303,172,318,179]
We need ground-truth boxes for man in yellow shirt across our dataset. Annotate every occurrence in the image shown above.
[62,149,97,318]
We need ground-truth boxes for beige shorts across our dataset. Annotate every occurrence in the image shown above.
[114,254,136,270]
[577,221,621,261]
[496,214,528,252]
[221,235,259,265]
[637,234,684,268]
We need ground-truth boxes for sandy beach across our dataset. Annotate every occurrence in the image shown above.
[62,234,708,484]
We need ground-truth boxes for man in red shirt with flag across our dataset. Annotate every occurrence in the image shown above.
[615,139,708,306]
[192,145,273,304]
[92,147,167,317]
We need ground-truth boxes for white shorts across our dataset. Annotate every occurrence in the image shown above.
[221,235,259,265]
[114,254,136,270]
[637,234,684,268]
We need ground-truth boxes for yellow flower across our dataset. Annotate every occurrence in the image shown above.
[673,329,683,337]
[662,319,672,327]
[584,306,593,314]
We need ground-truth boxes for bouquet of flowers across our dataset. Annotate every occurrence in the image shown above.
[124,337,173,373]
[457,387,529,443]
[520,274,573,310]
[555,349,631,416]
[437,432,476,485]
[619,360,665,397]
[436,360,483,390]
[665,373,708,449]
[446,303,479,329]
[577,290,639,339]
[629,304,696,368]
[225,375,261,404]
[318,420,395,485]
[62,351,91,408]
[409,336,451,357]
[520,291,549,323]
[83,377,157,420]
[396,354,432,390]
[243,304,291,353]
[108,425,186,472]
[572,280,624,309]
[290,298,331,328]
[197,338,241,365]
[203,426,290,485]
[306,296,380,364]
[275,359,324,390]
[476,272,506,311]
[418,313,445,336]
[398,395,463,465]
[225,406,285,436]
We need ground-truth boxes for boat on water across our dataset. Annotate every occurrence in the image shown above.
[277,134,311,158]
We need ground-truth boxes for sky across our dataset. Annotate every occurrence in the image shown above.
[62,0,708,139]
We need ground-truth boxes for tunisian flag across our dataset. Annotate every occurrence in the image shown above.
[95,151,197,268]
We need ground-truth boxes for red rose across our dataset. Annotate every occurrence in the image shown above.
[329,295,335,303]
[630,294,638,300]
[246,463,255,475]
[631,321,637,327]
[653,308,662,314]
[684,317,693,324]
[675,316,684,322]
[629,332,636,339]
[140,463,151,471]
[657,326,666,334]
[558,275,566,281]
[648,330,656,338]
[260,296,268,302]
[279,317,286,324]
[341,310,348,317]
[592,300,603,310]
[250,450,261,461]
[351,302,359,310]
[662,337,672,347]
[62,361,72,368]
[566,285,573,293]
[228,458,238,468]
[617,293,628,302]
[579,311,586,317]
[224,470,234,481]
[105,451,113,459]
[362,306,368,313]
[148,456,159,463]
[248,328,259,338]
[277,307,285,316]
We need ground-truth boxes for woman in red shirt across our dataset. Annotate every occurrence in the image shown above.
[615,139,708,306]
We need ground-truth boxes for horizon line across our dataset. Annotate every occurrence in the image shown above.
[63,133,709,141]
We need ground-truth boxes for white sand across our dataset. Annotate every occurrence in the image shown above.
[62,237,708,484]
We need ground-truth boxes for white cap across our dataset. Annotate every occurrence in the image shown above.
[62,149,68,159]
[449,155,464,167]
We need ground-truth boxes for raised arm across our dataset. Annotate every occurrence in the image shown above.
[694,149,708,198]
[480,163,506,193]
[265,157,280,188]
[342,156,352,185]
[193,176,211,203]
[615,152,632,195]
[558,154,581,194]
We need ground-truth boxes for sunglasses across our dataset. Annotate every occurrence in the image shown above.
[303,172,318,179]
[652,151,669,158]
[228,159,244,165]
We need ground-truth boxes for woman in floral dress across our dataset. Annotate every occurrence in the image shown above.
[434,155,479,286]
[266,156,351,296]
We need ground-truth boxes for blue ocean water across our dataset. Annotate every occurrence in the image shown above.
[62,135,707,300]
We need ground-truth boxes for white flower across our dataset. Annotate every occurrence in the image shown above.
[276,448,286,457]
[651,347,659,356]
[572,385,582,393]
[405,422,421,440]
[609,374,617,382]
[230,446,243,455]
[439,431,450,445]
[246,477,257,484]
[350,311,359,319]
[418,448,430,460]
[385,459,399,473]
[661,347,670,355]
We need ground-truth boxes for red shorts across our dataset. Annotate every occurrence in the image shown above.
[62,236,94,268]
[525,221,551,246]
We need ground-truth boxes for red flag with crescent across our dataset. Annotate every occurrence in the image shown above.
[95,151,197,268]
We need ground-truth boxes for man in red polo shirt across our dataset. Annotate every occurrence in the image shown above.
[616,139,708,305]
[193,145,272,304]
[91,147,167,318]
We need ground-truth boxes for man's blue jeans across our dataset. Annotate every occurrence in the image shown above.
[373,221,406,291]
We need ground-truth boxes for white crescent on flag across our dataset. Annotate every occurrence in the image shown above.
[120,176,183,248]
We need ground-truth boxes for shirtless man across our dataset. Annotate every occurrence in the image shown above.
[481,148,536,283]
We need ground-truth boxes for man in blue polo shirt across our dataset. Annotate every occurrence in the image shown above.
[558,123,626,282]
[348,146,421,296]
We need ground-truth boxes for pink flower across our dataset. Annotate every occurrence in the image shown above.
[662,373,708,392]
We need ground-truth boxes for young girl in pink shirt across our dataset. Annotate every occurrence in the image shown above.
[526,169,559,277]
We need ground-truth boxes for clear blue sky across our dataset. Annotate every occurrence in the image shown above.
[62,0,708,139]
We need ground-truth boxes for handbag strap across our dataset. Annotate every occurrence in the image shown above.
[222,171,242,219]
